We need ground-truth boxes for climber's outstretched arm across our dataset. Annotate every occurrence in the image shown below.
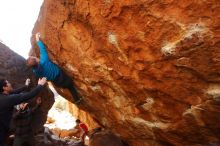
[36,33,49,63]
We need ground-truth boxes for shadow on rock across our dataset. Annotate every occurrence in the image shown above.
[89,128,126,146]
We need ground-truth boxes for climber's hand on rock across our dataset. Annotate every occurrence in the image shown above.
[36,32,41,41]
[38,77,47,86]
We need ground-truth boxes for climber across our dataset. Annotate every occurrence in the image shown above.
[13,97,42,146]
[74,119,88,144]
[0,77,47,146]
[26,33,82,105]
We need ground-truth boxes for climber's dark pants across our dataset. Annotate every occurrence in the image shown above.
[53,70,80,102]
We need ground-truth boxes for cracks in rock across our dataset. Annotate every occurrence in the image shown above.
[57,31,64,53]
[135,93,189,126]
[62,1,94,51]
[71,0,91,22]
[161,24,211,56]
[87,0,91,19]
[57,7,73,53]
[61,0,75,7]
[174,65,209,84]
[140,88,191,109]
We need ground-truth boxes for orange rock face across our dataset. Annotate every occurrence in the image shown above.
[32,0,220,145]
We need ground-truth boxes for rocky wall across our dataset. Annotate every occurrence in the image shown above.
[32,0,220,145]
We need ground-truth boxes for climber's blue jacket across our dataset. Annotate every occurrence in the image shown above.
[33,40,60,81]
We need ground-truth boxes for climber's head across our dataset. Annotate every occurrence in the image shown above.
[76,119,81,125]
[26,56,39,67]
[0,79,13,94]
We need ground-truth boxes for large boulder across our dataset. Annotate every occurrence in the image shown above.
[0,42,54,132]
[32,0,220,145]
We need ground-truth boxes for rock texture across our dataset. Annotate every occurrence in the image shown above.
[0,42,54,132]
[32,0,220,145]
[67,100,100,130]
[89,129,124,146]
